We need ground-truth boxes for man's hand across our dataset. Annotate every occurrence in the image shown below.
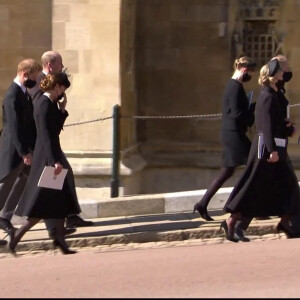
[23,153,32,165]
[286,122,296,136]
[267,151,279,163]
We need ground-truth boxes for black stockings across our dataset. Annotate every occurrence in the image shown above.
[198,166,235,209]
[10,218,40,250]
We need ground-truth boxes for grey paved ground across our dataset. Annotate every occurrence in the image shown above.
[1,236,299,298]
[0,211,282,257]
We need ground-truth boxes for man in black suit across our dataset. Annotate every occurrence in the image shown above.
[28,50,94,229]
[0,59,42,244]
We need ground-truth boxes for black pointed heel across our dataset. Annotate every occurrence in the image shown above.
[4,227,18,256]
[6,235,18,257]
[234,228,250,242]
[53,240,77,255]
[219,220,239,242]
[193,203,214,221]
[276,222,298,239]
[6,242,18,257]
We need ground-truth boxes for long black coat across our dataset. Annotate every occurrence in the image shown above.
[15,95,81,218]
[224,86,300,217]
[0,82,36,180]
[28,72,45,102]
[221,79,255,167]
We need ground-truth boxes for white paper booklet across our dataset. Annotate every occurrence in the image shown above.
[258,134,264,159]
[247,90,254,108]
[274,137,287,147]
[38,166,68,190]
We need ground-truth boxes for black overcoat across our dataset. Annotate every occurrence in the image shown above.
[221,79,255,167]
[0,82,36,180]
[28,72,45,102]
[15,95,81,218]
[224,86,300,217]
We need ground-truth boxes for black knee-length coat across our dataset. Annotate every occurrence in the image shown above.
[224,86,300,217]
[15,95,81,219]
[221,79,255,167]
[0,82,36,180]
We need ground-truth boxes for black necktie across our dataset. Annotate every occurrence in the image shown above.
[25,90,31,102]
[25,90,29,100]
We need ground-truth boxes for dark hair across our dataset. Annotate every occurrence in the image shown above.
[40,72,71,92]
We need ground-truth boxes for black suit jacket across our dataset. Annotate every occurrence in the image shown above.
[0,82,36,180]
[28,72,46,102]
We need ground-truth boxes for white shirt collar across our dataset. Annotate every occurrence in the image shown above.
[43,92,54,102]
[13,77,26,94]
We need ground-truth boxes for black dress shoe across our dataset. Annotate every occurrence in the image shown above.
[0,240,7,246]
[0,217,16,244]
[234,228,250,242]
[64,228,77,236]
[66,215,94,228]
[0,217,14,232]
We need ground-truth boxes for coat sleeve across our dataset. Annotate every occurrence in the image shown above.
[58,110,69,130]
[37,100,59,166]
[227,84,254,128]
[4,92,30,157]
[261,95,277,153]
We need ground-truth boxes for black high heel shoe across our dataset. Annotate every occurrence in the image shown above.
[6,241,18,257]
[276,222,298,239]
[193,203,214,221]
[6,232,18,257]
[53,240,77,255]
[3,227,17,256]
[219,220,239,242]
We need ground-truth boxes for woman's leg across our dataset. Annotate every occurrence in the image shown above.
[219,212,241,242]
[48,218,76,255]
[9,218,40,253]
[194,167,235,220]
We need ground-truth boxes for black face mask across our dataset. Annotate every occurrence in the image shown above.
[24,78,36,88]
[242,73,251,82]
[276,80,286,94]
[283,71,293,82]
[57,93,64,101]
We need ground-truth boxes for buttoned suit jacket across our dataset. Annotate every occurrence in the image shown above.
[0,82,36,180]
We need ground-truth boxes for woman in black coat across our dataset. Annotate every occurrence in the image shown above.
[193,56,256,221]
[9,72,80,255]
[222,59,300,242]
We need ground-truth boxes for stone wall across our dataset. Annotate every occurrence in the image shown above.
[2,0,300,197]
[52,0,121,152]
[121,0,300,194]
[0,0,52,113]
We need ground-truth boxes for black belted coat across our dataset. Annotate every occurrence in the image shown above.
[224,86,300,218]
[15,95,81,219]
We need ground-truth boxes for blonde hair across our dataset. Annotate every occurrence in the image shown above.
[258,64,278,86]
[41,51,62,67]
[233,56,256,71]
[40,72,71,92]
[17,59,42,74]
